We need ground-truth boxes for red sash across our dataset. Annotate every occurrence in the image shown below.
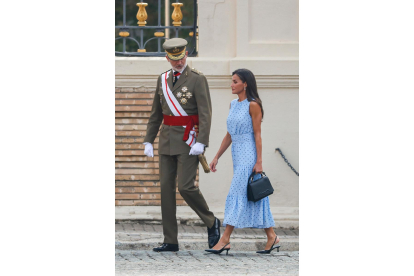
[163,114,199,141]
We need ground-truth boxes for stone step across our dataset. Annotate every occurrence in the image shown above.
[115,237,298,251]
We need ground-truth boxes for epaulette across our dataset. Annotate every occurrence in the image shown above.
[161,69,171,75]
[191,67,203,75]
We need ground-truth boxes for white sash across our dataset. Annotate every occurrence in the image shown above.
[161,70,196,147]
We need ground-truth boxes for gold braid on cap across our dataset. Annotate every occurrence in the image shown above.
[167,47,186,60]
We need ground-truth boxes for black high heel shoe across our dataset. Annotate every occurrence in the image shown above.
[205,243,231,255]
[256,236,280,254]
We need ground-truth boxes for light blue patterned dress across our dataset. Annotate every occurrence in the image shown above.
[222,98,275,228]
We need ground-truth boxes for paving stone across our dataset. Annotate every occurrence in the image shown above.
[115,224,123,232]
[252,228,264,235]
[182,225,196,233]
[232,229,244,235]
[142,224,154,232]
[284,229,296,236]
[123,224,134,232]
[153,225,163,232]
[276,229,287,236]
[194,226,206,234]
[132,223,144,231]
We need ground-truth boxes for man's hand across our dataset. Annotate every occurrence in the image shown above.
[189,142,205,155]
[143,143,154,157]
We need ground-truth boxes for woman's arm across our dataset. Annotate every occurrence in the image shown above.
[250,101,263,173]
[209,131,232,172]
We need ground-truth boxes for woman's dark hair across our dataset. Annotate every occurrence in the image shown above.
[232,68,264,119]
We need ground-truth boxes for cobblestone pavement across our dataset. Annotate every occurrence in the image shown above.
[115,249,299,276]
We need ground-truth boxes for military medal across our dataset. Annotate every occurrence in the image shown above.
[174,87,192,104]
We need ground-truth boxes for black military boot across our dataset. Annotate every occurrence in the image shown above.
[153,243,179,252]
[207,217,221,248]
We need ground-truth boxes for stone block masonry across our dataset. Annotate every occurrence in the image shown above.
[115,87,199,206]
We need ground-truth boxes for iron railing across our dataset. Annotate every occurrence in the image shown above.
[115,0,198,57]
[275,148,299,176]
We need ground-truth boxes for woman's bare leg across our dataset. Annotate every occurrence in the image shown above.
[264,227,279,250]
[211,225,234,250]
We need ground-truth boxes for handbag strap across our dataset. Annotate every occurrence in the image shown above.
[248,171,267,184]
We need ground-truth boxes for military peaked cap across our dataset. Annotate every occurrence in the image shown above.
[163,38,188,60]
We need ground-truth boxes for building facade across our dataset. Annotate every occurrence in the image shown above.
[115,0,299,228]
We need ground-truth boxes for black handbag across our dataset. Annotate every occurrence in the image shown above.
[247,171,274,202]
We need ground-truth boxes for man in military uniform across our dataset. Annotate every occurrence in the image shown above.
[143,38,220,252]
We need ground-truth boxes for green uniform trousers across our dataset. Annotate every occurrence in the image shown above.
[159,153,215,244]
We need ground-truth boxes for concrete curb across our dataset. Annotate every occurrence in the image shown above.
[116,206,299,229]
[115,237,299,251]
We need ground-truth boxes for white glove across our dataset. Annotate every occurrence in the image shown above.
[143,142,154,157]
[189,142,205,155]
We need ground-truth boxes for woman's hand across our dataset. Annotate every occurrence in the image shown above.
[252,162,263,174]
[209,157,219,172]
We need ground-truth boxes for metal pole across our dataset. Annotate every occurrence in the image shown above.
[158,0,161,52]
[123,0,126,26]
[165,0,170,39]
[193,0,198,55]
[140,0,144,51]
[123,0,126,53]
[141,29,144,51]
[196,9,199,54]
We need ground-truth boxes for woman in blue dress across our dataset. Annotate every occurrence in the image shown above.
[205,69,279,255]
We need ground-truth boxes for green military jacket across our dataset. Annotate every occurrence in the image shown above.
[144,66,212,155]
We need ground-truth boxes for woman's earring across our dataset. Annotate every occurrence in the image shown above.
[244,87,246,90]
